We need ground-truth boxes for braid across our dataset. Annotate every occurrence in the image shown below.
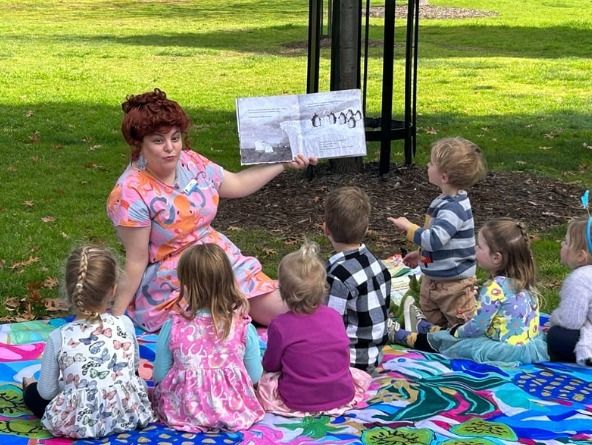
[67,246,116,325]
[74,246,90,315]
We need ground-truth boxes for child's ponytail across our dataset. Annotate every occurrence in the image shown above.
[278,240,328,314]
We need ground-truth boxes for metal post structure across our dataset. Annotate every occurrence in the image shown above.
[306,0,419,173]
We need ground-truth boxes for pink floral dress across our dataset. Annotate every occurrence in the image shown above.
[152,312,264,432]
[107,150,277,332]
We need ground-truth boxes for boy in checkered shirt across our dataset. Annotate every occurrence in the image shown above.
[324,186,392,372]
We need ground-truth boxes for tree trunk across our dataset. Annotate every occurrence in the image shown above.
[329,0,364,173]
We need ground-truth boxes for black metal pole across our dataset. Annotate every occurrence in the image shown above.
[403,0,414,165]
[362,0,371,115]
[412,0,420,158]
[329,0,341,90]
[379,0,395,175]
[307,0,322,93]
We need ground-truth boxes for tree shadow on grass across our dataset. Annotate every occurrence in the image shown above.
[22,23,591,59]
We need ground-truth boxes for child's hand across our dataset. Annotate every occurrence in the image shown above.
[22,377,35,389]
[402,250,420,268]
[388,216,412,232]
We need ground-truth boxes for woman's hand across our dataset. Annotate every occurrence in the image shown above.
[283,154,318,170]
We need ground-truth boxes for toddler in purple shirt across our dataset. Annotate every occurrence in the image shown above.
[256,242,372,416]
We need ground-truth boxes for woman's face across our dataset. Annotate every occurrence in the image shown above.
[140,127,183,183]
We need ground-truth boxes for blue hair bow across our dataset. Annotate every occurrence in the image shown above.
[581,190,592,253]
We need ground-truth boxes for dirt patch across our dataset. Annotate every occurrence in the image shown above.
[371,5,498,20]
[216,163,583,257]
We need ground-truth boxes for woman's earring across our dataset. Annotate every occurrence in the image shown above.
[136,154,147,171]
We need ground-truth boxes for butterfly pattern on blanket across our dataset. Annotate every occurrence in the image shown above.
[0,317,591,444]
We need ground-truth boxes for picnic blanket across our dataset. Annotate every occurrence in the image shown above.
[0,318,592,445]
[1,316,591,444]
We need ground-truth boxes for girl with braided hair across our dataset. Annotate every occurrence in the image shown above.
[22,246,154,439]
[389,217,549,365]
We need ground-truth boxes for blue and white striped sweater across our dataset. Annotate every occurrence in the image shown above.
[407,192,476,279]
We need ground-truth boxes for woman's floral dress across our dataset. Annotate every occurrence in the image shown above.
[42,314,154,438]
[152,312,264,432]
[107,150,277,332]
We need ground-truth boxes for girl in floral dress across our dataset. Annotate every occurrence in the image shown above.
[22,246,154,439]
[152,243,264,432]
[389,218,549,365]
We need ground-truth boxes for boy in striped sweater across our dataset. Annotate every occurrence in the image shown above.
[389,137,486,329]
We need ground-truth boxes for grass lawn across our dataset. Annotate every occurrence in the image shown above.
[0,0,590,318]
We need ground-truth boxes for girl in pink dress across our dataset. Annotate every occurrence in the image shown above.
[256,242,372,417]
[152,243,264,432]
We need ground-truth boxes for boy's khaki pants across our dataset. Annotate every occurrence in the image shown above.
[420,275,477,328]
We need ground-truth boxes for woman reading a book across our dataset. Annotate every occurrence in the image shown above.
[107,88,315,332]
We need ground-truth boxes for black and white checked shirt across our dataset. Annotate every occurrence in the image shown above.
[326,244,392,371]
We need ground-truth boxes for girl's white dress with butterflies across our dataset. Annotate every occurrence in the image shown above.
[42,314,154,438]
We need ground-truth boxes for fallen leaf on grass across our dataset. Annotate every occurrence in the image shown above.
[10,256,40,270]
[41,216,56,223]
[424,127,438,135]
[44,298,70,313]
[262,248,277,256]
[539,146,552,151]
[226,225,243,232]
[42,277,59,289]
[23,200,34,207]
[29,131,40,144]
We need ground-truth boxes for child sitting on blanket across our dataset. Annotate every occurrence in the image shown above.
[324,186,392,372]
[152,243,264,432]
[547,215,592,365]
[256,241,372,416]
[389,137,486,329]
[22,245,154,439]
[390,218,549,365]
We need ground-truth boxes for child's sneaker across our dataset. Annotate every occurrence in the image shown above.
[387,317,413,346]
[402,296,424,331]
[386,317,401,344]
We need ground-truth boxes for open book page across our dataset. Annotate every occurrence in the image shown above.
[236,89,367,165]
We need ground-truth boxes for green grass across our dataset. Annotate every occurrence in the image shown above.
[1,0,591,316]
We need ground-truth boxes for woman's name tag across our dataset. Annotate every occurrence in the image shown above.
[183,179,198,194]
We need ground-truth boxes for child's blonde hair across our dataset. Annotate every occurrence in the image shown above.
[177,243,248,339]
[324,186,370,244]
[565,216,592,264]
[431,137,486,189]
[479,217,536,292]
[65,245,118,323]
[278,241,328,314]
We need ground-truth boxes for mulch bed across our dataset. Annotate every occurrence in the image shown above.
[216,163,583,258]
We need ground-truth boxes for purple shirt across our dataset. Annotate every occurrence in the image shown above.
[262,305,355,412]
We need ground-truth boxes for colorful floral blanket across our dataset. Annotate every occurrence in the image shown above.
[0,317,591,444]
